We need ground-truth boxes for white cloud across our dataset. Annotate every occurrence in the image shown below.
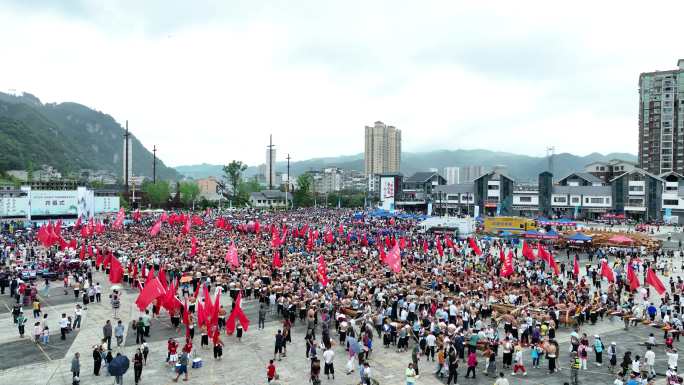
[0,0,682,167]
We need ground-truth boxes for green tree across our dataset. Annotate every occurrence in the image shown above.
[179,181,201,208]
[294,173,313,207]
[118,192,130,210]
[142,180,170,208]
[220,160,248,206]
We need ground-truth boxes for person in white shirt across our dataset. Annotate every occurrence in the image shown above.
[426,332,437,361]
[59,313,69,340]
[666,348,678,371]
[644,346,655,378]
[322,347,335,380]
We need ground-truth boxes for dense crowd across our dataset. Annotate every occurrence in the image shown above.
[0,208,682,385]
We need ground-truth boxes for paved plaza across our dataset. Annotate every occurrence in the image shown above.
[0,268,679,385]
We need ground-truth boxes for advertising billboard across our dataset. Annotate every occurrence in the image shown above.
[94,196,120,213]
[380,176,395,211]
[0,196,29,217]
[30,190,79,216]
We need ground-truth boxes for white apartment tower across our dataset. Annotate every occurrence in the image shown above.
[443,167,461,185]
[122,136,133,186]
[364,121,401,177]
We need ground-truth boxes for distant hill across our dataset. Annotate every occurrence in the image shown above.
[177,150,637,182]
[0,92,179,180]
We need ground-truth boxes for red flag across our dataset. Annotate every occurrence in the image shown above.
[338,224,344,235]
[522,241,535,261]
[379,246,387,262]
[446,237,454,249]
[69,239,77,250]
[79,243,86,260]
[149,220,162,237]
[134,277,166,311]
[112,208,125,230]
[160,211,168,223]
[399,237,406,250]
[436,236,444,257]
[190,236,198,257]
[225,243,239,268]
[158,266,168,290]
[573,255,580,278]
[202,284,214,322]
[422,240,429,254]
[197,302,206,328]
[325,228,333,244]
[182,216,191,235]
[361,233,368,246]
[627,264,640,291]
[133,209,141,222]
[601,260,615,282]
[645,268,666,295]
[499,248,505,265]
[468,237,482,256]
[226,292,250,334]
[317,255,329,286]
[80,225,89,239]
[95,252,104,268]
[500,249,514,277]
[272,250,282,268]
[74,216,82,229]
[537,242,550,263]
[547,254,560,276]
[254,220,260,233]
[384,243,401,273]
[109,256,124,284]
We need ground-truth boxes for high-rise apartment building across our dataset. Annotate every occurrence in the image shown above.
[364,121,401,176]
[265,147,276,188]
[638,60,684,175]
[122,136,133,186]
[443,167,461,185]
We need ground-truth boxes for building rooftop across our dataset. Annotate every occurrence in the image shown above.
[558,172,604,185]
[405,172,439,183]
[609,167,664,183]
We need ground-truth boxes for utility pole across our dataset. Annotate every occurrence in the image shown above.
[124,120,130,193]
[286,153,291,209]
[267,134,275,190]
[152,145,157,184]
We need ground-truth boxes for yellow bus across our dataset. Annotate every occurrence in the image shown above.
[483,216,535,235]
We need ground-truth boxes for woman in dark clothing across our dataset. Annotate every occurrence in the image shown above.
[92,346,102,375]
[133,348,144,385]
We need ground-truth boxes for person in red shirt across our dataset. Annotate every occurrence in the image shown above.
[182,337,193,354]
[267,360,276,383]
[167,338,178,367]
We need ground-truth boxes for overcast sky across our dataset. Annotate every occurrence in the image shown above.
[1,1,683,167]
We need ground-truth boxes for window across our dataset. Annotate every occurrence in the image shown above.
[571,197,580,203]
[590,197,603,204]
[519,196,532,202]
[488,184,498,190]
[628,198,644,206]
[628,185,644,192]
[664,199,679,205]
[553,196,567,203]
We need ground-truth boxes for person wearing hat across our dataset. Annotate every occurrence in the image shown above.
[608,342,618,373]
[594,335,604,367]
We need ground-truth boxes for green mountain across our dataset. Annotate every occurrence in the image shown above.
[177,150,637,182]
[0,92,179,180]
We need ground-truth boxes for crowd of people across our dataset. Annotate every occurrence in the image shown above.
[0,208,683,385]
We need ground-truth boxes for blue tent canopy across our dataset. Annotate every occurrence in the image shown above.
[566,232,592,242]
